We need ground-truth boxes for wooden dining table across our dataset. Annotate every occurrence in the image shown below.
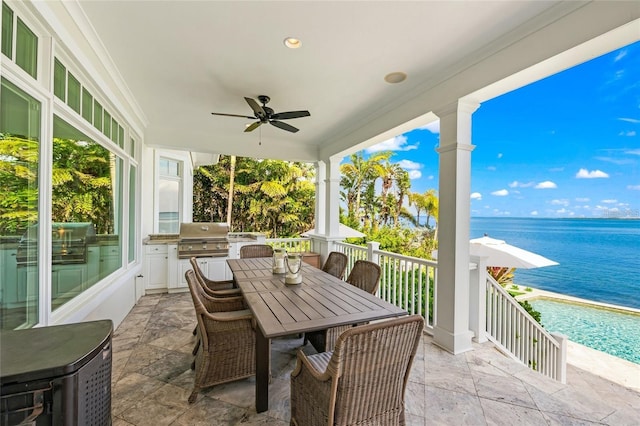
[227,257,408,413]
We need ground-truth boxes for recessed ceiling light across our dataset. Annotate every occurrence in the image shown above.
[384,72,407,84]
[284,37,302,49]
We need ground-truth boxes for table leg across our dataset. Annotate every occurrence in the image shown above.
[256,327,270,413]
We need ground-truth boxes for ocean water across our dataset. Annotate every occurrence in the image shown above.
[470,217,640,310]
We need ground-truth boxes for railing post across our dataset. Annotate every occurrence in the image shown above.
[551,332,567,384]
[367,242,380,263]
[469,255,488,343]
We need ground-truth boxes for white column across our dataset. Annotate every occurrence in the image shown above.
[314,161,326,236]
[433,99,479,354]
[325,157,341,238]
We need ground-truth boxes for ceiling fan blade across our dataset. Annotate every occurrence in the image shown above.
[244,121,262,132]
[245,97,266,119]
[211,112,255,119]
[271,110,311,120]
[270,120,299,133]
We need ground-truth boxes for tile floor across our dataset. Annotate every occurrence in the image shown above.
[111,292,640,425]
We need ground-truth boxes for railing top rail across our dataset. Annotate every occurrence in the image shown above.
[334,241,367,250]
[374,249,438,267]
[487,274,560,346]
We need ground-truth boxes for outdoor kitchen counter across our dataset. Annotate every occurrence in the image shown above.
[143,233,266,245]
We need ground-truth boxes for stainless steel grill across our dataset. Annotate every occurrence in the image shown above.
[16,222,97,266]
[178,222,229,258]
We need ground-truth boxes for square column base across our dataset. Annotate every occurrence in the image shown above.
[432,326,474,355]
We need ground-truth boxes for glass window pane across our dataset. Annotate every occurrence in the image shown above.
[158,178,180,233]
[67,73,80,113]
[51,116,123,310]
[118,125,124,149]
[111,118,118,144]
[129,137,135,157]
[15,18,37,79]
[53,58,66,100]
[2,3,14,59]
[93,100,102,131]
[128,165,136,263]
[0,77,41,330]
[82,88,92,123]
[103,111,111,138]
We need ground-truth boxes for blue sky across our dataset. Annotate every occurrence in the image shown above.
[360,40,639,218]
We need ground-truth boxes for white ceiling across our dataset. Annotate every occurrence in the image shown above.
[75,1,639,162]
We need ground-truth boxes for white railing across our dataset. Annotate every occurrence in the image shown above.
[376,250,437,333]
[266,237,314,253]
[485,274,567,383]
[333,241,368,277]
[333,241,436,333]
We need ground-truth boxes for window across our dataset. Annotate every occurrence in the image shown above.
[0,78,41,330]
[15,18,37,79]
[53,58,66,100]
[50,116,123,310]
[67,73,81,113]
[1,3,13,58]
[158,157,181,233]
[128,165,137,263]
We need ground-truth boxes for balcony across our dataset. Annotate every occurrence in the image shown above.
[111,291,639,425]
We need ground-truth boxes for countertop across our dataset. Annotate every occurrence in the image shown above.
[143,233,266,245]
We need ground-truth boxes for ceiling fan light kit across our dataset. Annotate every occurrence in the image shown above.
[211,95,310,133]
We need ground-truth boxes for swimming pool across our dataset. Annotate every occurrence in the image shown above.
[529,299,640,365]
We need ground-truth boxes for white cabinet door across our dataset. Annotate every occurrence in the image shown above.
[204,257,231,281]
[144,245,169,292]
[175,258,195,290]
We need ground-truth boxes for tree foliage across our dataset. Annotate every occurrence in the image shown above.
[193,156,316,237]
[1,134,116,236]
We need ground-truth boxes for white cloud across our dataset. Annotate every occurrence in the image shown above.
[556,208,567,214]
[530,210,539,216]
[427,175,434,180]
[497,153,503,159]
[619,117,640,123]
[618,130,637,137]
[535,181,557,189]
[396,159,422,179]
[418,121,440,134]
[509,181,535,188]
[487,166,496,171]
[397,159,421,170]
[626,149,640,156]
[491,189,509,196]
[575,197,590,202]
[549,167,564,172]
[550,199,569,206]
[627,184,640,190]
[576,168,609,179]
[366,135,418,153]
[470,192,482,200]
[601,199,618,204]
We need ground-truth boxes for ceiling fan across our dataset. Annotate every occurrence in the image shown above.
[211,95,310,133]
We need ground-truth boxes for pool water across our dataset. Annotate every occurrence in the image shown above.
[529,299,640,365]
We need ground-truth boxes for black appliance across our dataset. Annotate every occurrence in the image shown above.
[0,320,112,425]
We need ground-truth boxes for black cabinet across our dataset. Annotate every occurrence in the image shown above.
[0,320,113,425]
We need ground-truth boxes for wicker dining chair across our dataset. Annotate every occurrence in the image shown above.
[189,257,243,336]
[239,244,274,259]
[185,269,255,403]
[189,257,240,297]
[307,259,382,353]
[291,314,424,426]
[321,251,348,280]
